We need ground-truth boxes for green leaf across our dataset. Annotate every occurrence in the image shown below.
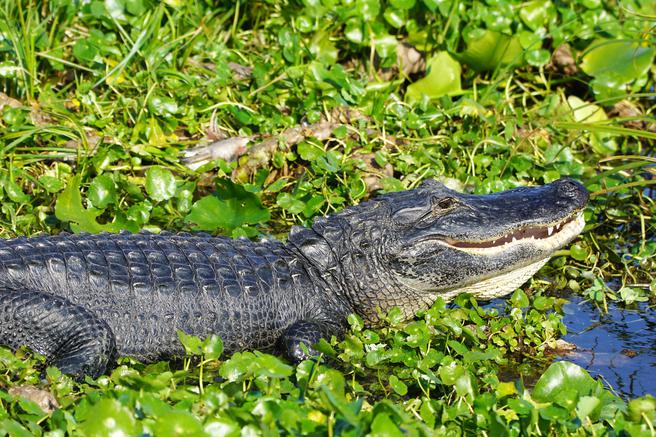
[357,0,381,21]
[38,175,65,193]
[390,0,415,9]
[185,180,270,231]
[565,96,617,154]
[519,1,553,31]
[297,142,324,161]
[566,96,607,124]
[0,419,35,437]
[78,399,139,436]
[126,203,151,226]
[3,178,30,203]
[525,49,550,67]
[581,40,655,86]
[55,176,133,233]
[148,94,178,117]
[388,375,408,396]
[570,243,588,261]
[88,174,117,209]
[202,335,224,360]
[532,362,601,403]
[177,330,203,356]
[370,412,404,437]
[72,39,98,64]
[276,192,305,215]
[344,19,364,44]
[576,395,601,421]
[456,30,523,71]
[152,411,205,437]
[406,52,462,102]
[510,289,529,308]
[145,167,176,202]
[252,353,294,378]
[628,396,656,422]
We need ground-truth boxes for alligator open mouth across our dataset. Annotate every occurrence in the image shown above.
[435,211,586,301]
[444,212,585,255]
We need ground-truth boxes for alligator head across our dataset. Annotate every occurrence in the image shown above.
[289,178,588,324]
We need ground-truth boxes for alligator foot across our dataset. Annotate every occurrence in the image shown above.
[0,289,117,379]
[279,320,336,363]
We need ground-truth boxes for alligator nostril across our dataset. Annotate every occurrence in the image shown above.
[557,178,584,198]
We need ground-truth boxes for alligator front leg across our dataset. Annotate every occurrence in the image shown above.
[0,289,117,379]
[279,320,340,362]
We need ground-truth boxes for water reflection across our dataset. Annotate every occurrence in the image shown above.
[561,295,656,399]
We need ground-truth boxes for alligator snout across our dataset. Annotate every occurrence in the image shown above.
[554,178,589,208]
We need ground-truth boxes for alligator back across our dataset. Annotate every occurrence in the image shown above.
[0,231,309,361]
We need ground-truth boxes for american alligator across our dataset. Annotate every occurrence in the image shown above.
[0,178,588,377]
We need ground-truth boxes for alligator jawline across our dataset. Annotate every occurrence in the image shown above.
[445,213,583,250]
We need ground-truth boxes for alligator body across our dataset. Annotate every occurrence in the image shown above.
[0,178,588,377]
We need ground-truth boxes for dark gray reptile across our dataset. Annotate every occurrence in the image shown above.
[0,178,588,377]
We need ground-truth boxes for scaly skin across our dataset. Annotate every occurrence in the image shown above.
[0,178,588,377]
[0,232,350,377]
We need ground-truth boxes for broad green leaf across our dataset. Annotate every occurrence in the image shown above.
[297,141,324,161]
[456,30,523,71]
[532,362,601,403]
[185,179,270,231]
[3,178,30,203]
[152,411,205,437]
[510,289,530,308]
[519,1,553,31]
[202,335,224,360]
[357,0,381,21]
[406,52,461,101]
[253,353,294,378]
[344,19,364,44]
[88,174,117,209]
[148,94,178,117]
[628,396,656,422]
[567,96,607,124]
[310,31,338,64]
[55,176,134,233]
[384,8,406,28]
[566,96,617,154]
[370,412,404,437]
[581,40,655,85]
[373,33,398,59]
[576,395,601,421]
[0,419,32,437]
[145,167,176,202]
[72,39,98,64]
[525,49,550,67]
[177,330,203,356]
[390,0,415,9]
[78,399,139,436]
[38,175,64,193]
[388,375,408,396]
[276,192,305,215]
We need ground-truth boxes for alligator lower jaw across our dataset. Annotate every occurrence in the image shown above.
[439,256,552,301]
[444,212,586,256]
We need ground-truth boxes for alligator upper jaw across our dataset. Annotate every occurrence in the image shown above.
[442,211,586,255]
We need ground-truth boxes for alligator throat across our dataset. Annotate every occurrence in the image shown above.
[440,257,550,301]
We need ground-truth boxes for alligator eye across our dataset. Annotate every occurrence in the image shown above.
[432,196,457,211]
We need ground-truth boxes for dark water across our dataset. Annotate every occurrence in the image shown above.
[561,295,656,399]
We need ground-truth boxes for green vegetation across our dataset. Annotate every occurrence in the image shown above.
[0,0,654,434]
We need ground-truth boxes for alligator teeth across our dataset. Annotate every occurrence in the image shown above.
[512,236,517,243]
[547,227,553,236]
[556,223,561,230]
